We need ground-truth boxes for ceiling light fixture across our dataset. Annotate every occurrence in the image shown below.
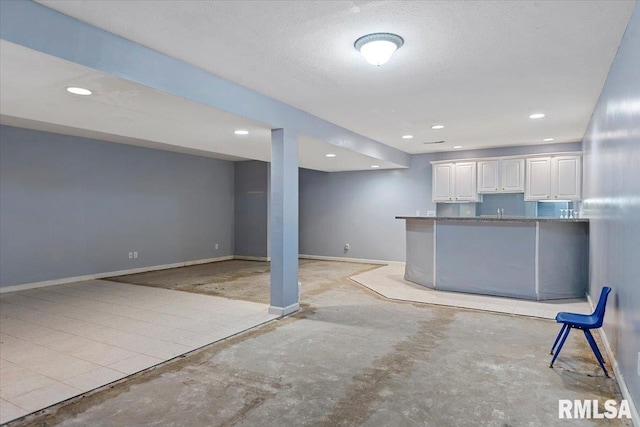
[234,130,249,135]
[543,138,555,142]
[325,153,336,158]
[453,145,463,149]
[354,33,404,66]
[431,125,444,130]
[371,165,380,168]
[66,87,92,96]
[402,135,413,139]
[529,113,545,119]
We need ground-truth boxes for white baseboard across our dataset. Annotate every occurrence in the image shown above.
[0,255,234,293]
[587,294,639,426]
[299,254,404,266]
[234,256,270,262]
[269,302,300,316]
[0,254,399,294]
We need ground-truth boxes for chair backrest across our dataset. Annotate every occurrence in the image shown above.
[592,286,612,328]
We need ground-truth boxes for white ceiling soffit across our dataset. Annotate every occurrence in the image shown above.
[0,41,401,172]
[36,0,635,153]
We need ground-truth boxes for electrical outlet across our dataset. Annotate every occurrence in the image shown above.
[215,243,219,250]
[344,244,350,251]
[133,251,138,259]
[128,252,133,259]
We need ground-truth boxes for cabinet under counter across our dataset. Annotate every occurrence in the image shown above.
[396,216,589,300]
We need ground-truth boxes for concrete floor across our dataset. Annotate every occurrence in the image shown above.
[108,259,377,305]
[9,260,629,427]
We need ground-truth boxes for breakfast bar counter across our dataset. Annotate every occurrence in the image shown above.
[396,216,589,300]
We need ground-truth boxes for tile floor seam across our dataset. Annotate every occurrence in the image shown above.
[2,397,31,412]
[1,300,128,330]
[1,374,78,401]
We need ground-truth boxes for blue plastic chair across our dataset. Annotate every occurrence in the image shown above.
[549,286,611,377]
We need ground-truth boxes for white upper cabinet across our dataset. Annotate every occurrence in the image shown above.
[434,152,580,203]
[477,160,500,193]
[432,162,479,202]
[454,162,478,201]
[525,155,581,201]
[525,157,552,200]
[433,163,455,202]
[553,156,581,200]
[501,158,525,192]
[477,158,524,193]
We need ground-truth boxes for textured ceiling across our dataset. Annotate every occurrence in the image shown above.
[36,0,635,153]
[0,41,400,172]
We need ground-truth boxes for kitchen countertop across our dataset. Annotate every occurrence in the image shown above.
[396,216,589,223]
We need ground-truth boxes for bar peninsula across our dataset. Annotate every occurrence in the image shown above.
[396,216,589,300]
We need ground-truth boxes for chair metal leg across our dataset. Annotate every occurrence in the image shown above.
[550,325,571,368]
[584,330,609,377]
[551,324,568,355]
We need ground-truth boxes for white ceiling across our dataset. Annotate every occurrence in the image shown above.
[0,40,400,172]
[1,0,635,170]
[35,0,635,153]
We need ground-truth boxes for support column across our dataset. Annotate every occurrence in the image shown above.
[269,128,299,316]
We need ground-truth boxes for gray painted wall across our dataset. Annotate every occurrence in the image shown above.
[0,125,235,287]
[234,161,269,258]
[582,2,640,410]
[299,142,581,262]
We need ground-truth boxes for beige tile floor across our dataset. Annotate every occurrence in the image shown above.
[351,264,592,319]
[0,280,277,424]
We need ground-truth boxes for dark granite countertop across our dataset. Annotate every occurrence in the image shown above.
[395,216,589,223]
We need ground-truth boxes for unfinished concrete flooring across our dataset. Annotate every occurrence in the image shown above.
[109,259,378,305]
[9,261,628,426]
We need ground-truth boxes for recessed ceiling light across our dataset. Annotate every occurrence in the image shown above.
[543,138,555,142]
[66,87,92,96]
[234,130,249,135]
[431,125,444,130]
[402,135,413,139]
[371,165,380,168]
[325,153,336,158]
[453,145,463,149]
[529,113,545,119]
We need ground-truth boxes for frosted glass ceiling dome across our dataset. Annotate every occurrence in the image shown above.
[354,33,404,66]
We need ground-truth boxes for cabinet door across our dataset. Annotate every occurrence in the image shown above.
[501,158,525,192]
[433,163,454,201]
[525,157,551,200]
[553,156,581,200]
[477,160,500,193]
[454,162,477,201]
